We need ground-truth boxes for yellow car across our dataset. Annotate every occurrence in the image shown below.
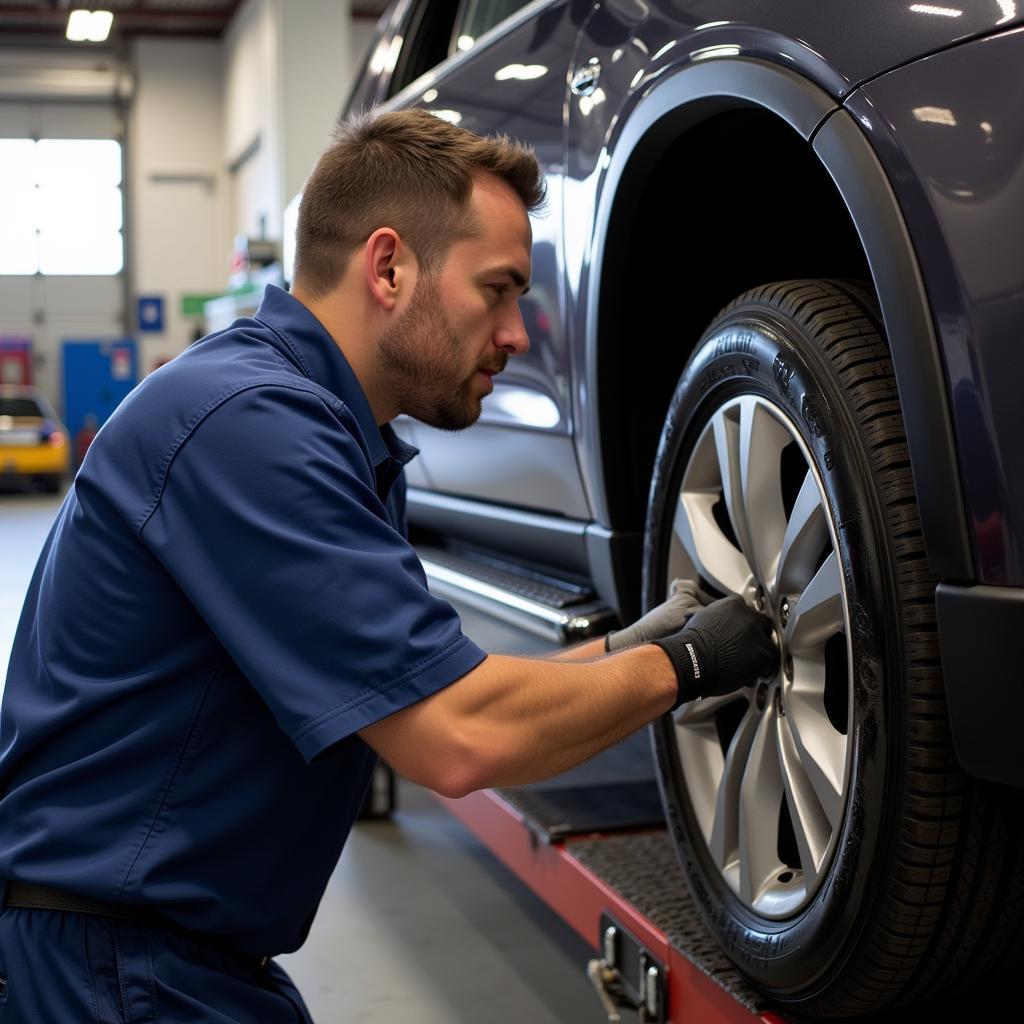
[0,386,70,493]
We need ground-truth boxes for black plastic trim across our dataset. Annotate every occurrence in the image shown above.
[813,111,973,580]
[936,582,1024,787]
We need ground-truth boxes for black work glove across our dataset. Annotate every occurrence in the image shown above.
[652,595,777,709]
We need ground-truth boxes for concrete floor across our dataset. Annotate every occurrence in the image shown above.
[0,487,606,1023]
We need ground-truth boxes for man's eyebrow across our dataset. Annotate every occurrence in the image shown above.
[484,266,531,294]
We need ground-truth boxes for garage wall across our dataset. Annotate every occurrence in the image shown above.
[129,38,231,370]
[224,0,353,245]
[0,50,126,412]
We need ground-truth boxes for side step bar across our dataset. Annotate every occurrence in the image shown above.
[418,546,617,644]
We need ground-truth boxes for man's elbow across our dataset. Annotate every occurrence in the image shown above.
[409,732,508,799]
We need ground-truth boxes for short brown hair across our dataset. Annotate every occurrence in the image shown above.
[293,108,545,298]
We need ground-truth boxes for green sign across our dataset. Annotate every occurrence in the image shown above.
[180,294,223,318]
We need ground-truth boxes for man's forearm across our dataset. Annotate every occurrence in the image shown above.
[362,644,677,795]
[548,636,607,661]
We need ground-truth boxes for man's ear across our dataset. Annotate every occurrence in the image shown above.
[364,228,413,311]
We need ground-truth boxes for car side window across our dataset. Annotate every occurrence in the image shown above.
[387,3,462,99]
[452,0,533,52]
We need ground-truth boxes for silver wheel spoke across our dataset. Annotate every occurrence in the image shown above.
[773,470,830,601]
[712,408,756,576]
[785,674,845,830]
[738,706,785,907]
[737,399,791,587]
[673,690,750,726]
[776,710,834,877]
[672,488,752,596]
[708,704,760,871]
[785,551,844,652]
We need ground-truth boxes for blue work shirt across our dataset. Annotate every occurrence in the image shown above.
[0,285,487,957]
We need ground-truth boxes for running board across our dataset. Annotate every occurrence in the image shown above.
[418,545,617,644]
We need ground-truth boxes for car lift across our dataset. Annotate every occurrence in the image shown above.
[436,781,786,1024]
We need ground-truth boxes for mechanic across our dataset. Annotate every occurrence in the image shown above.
[0,109,775,1022]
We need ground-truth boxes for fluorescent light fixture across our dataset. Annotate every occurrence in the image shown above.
[431,109,463,125]
[908,4,963,16]
[66,9,114,43]
[457,35,474,52]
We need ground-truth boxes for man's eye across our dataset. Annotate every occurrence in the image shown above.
[489,284,508,297]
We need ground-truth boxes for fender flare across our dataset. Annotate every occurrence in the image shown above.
[582,57,972,579]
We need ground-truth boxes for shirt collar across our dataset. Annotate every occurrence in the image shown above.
[254,285,418,471]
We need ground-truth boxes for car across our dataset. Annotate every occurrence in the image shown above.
[0,385,70,493]
[328,1,1024,1017]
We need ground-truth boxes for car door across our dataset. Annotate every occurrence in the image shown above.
[369,0,594,520]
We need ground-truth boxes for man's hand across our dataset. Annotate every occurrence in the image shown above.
[605,578,703,652]
[652,595,777,708]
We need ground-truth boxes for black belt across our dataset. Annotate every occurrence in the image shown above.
[3,882,144,920]
[2,882,271,970]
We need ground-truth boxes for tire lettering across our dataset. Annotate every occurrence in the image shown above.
[773,355,796,398]
[714,330,757,357]
[802,396,824,438]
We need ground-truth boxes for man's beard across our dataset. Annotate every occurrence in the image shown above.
[378,276,505,431]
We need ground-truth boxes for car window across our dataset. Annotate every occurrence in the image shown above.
[452,0,532,53]
[387,3,461,99]
[0,397,43,418]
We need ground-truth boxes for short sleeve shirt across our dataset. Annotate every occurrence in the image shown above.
[0,285,486,956]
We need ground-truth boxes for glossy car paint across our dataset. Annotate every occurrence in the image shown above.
[847,25,1024,584]
[348,0,1024,586]
[348,1,593,515]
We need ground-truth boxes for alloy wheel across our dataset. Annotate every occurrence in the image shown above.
[666,394,852,918]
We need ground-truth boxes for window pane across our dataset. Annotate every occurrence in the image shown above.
[39,230,123,275]
[37,139,122,189]
[0,140,37,189]
[37,186,123,234]
[0,189,39,234]
[0,228,38,275]
[457,0,530,46]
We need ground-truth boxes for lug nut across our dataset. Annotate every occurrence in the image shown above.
[754,585,765,611]
[780,598,790,626]
[784,653,794,680]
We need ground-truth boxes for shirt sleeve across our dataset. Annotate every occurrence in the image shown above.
[139,383,487,762]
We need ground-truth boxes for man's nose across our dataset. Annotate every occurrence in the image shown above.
[495,303,530,356]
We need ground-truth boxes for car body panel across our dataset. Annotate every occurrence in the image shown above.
[847,25,1024,585]
[0,387,70,483]
[370,0,594,515]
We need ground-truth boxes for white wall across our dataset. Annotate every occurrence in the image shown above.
[224,0,282,241]
[224,0,355,243]
[129,37,232,370]
[277,0,352,207]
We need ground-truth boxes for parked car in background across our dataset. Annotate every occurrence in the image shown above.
[323,1,1024,1017]
[0,385,69,493]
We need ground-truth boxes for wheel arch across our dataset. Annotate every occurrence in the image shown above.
[583,58,973,615]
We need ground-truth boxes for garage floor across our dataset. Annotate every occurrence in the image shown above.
[0,488,602,1023]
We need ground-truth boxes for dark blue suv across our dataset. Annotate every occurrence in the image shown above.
[336,2,1024,1017]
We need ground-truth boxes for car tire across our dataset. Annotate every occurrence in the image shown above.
[643,279,1024,1017]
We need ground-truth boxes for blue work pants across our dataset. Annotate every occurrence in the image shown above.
[0,907,314,1023]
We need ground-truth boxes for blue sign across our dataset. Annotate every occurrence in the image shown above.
[137,295,164,333]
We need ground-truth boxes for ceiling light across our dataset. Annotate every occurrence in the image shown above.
[66,10,114,43]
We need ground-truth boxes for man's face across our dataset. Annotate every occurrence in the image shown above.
[378,174,532,431]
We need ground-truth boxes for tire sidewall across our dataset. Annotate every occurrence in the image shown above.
[644,308,899,996]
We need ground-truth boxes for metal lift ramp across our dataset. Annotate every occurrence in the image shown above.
[436,753,784,1024]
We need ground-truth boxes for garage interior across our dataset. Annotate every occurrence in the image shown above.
[0,2,1020,1023]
